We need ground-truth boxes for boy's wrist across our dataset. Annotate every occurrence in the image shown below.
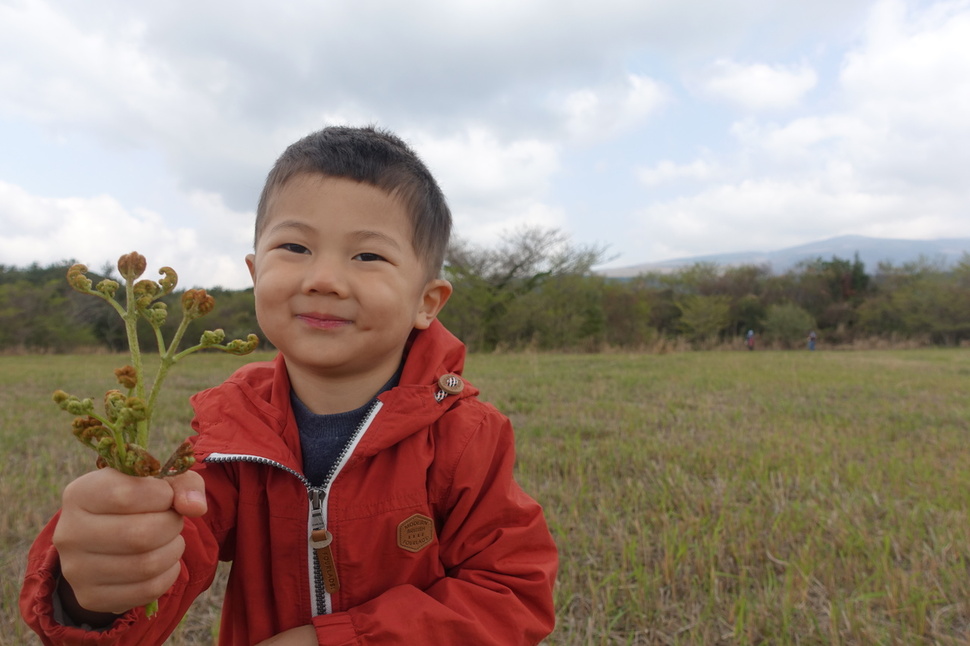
[54,576,122,630]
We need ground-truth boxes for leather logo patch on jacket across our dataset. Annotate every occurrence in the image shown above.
[397,513,435,552]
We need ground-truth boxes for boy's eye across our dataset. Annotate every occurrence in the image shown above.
[279,243,310,254]
[353,252,385,262]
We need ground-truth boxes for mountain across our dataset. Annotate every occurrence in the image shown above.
[596,235,970,278]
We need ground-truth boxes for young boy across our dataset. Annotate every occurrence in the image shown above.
[21,126,558,645]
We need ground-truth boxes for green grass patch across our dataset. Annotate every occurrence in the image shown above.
[3,349,970,644]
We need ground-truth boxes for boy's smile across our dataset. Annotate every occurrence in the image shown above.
[247,173,451,412]
[296,313,352,330]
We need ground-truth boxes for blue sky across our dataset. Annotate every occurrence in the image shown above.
[1,0,968,288]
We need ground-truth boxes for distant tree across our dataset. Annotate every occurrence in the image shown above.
[856,257,970,344]
[441,227,608,351]
[500,274,605,350]
[600,278,656,348]
[763,303,816,349]
[714,264,771,299]
[627,273,682,336]
[761,255,871,340]
[0,278,97,351]
[671,262,721,295]
[676,294,731,343]
[731,293,767,338]
[1,248,968,353]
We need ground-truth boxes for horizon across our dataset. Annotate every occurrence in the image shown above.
[6,233,968,289]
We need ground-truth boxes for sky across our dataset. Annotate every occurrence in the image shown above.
[2,0,969,289]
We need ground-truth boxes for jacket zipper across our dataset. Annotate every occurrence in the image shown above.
[204,399,382,617]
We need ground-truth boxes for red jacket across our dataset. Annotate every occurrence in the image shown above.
[21,321,558,645]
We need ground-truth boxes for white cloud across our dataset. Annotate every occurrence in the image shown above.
[559,74,669,141]
[722,0,970,194]
[731,115,861,157]
[391,126,574,250]
[696,59,818,111]
[636,158,721,186]
[456,202,568,249]
[0,1,179,138]
[631,175,917,262]
[0,181,253,289]
[2,0,970,281]
[837,0,970,189]
[620,0,970,266]
[415,128,559,198]
[410,127,562,240]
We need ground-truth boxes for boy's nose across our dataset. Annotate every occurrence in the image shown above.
[303,256,348,296]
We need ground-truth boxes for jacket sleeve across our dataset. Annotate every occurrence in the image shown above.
[19,492,221,646]
[311,406,558,645]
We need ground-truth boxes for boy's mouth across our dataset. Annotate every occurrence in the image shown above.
[297,313,352,330]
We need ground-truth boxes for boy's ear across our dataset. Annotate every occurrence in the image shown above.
[413,279,453,330]
[245,254,257,284]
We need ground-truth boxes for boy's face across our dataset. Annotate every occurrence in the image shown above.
[247,173,451,386]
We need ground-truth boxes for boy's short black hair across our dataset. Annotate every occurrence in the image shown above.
[256,125,452,278]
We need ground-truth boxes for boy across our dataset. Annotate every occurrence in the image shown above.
[21,126,558,645]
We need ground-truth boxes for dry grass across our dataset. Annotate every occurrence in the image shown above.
[490,349,970,645]
[3,348,970,645]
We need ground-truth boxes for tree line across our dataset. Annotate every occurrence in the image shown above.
[3,228,969,354]
[0,262,257,354]
[443,229,970,351]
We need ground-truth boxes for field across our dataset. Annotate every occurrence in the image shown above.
[2,348,970,645]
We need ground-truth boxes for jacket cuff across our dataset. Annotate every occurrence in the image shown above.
[22,544,139,644]
[312,612,359,645]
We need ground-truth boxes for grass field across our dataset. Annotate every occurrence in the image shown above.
[2,348,969,645]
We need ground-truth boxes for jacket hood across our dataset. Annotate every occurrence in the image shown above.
[189,320,477,473]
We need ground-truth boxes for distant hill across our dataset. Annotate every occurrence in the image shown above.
[596,235,970,278]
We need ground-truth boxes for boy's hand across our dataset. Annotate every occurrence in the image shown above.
[52,468,207,620]
[255,625,317,645]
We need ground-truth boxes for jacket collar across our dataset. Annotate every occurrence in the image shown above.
[190,320,475,470]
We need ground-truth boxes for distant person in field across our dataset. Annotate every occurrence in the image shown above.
[746,329,755,351]
[21,126,558,645]
[808,330,817,351]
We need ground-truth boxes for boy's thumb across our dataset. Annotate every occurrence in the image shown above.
[168,470,208,518]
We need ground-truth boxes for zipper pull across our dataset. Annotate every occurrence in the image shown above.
[311,528,340,593]
[309,490,340,593]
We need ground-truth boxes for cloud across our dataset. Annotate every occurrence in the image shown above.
[620,0,970,267]
[0,180,254,289]
[697,59,818,111]
[410,127,562,240]
[636,158,722,186]
[838,0,970,190]
[629,173,943,264]
[559,74,669,141]
[455,202,569,248]
[729,0,970,192]
[2,0,969,282]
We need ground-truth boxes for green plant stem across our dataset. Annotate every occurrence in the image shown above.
[151,321,166,360]
[164,310,194,366]
[123,279,148,450]
[145,310,193,432]
[99,292,127,319]
[173,342,208,362]
[123,280,146,401]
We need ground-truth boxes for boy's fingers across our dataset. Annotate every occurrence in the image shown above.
[56,507,183,555]
[168,470,207,518]
[70,559,184,615]
[63,469,174,515]
[62,464,207,517]
[62,535,186,587]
